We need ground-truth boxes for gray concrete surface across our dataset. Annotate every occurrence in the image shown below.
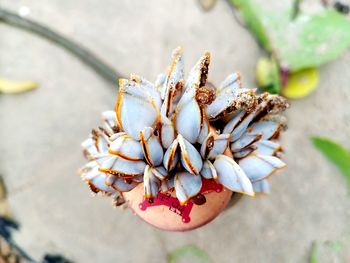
[1,0,350,262]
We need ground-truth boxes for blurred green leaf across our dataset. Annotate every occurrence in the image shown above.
[167,245,211,263]
[278,10,350,71]
[310,241,345,263]
[256,57,281,94]
[311,137,350,188]
[230,0,350,71]
[309,242,318,263]
[230,0,272,49]
[325,240,343,253]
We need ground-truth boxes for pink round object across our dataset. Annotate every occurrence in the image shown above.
[123,179,232,231]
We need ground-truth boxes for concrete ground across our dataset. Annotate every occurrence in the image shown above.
[1,0,350,262]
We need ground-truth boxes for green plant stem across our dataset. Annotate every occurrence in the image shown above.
[291,0,303,20]
[309,241,319,263]
[0,8,122,85]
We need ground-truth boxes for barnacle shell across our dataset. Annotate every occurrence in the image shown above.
[116,79,160,140]
[214,155,254,196]
[80,47,289,231]
[200,160,218,180]
[140,127,164,167]
[175,171,202,205]
[109,134,144,160]
[163,138,179,171]
[177,134,203,175]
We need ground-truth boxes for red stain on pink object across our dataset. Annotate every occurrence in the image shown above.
[200,178,223,193]
[139,179,223,223]
[139,193,194,223]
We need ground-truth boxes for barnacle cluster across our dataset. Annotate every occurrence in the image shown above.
[80,47,289,206]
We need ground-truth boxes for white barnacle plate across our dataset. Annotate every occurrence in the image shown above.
[130,74,162,110]
[200,132,215,159]
[116,79,160,140]
[159,114,175,149]
[205,73,241,119]
[177,134,203,175]
[160,176,175,193]
[233,147,256,159]
[151,166,168,181]
[161,47,184,116]
[163,138,179,171]
[112,177,138,192]
[200,160,217,180]
[177,52,210,108]
[144,165,161,198]
[231,133,263,152]
[155,73,166,93]
[99,155,146,177]
[109,132,127,142]
[101,110,120,135]
[81,138,99,159]
[253,140,282,156]
[213,155,254,196]
[109,134,144,160]
[80,162,116,195]
[246,121,282,140]
[140,127,164,167]
[161,47,184,100]
[175,171,203,205]
[197,114,210,144]
[175,97,202,144]
[252,179,270,194]
[238,154,286,182]
[207,134,231,160]
[230,110,257,142]
[222,110,245,134]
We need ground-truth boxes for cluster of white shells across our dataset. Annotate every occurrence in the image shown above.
[80,47,289,206]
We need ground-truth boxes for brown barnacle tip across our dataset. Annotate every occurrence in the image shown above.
[124,178,133,184]
[195,84,216,106]
[199,53,211,87]
[88,182,100,194]
[268,95,290,113]
[172,46,184,60]
[259,93,290,114]
[113,195,126,207]
[129,73,141,83]
[235,90,258,113]
[82,149,90,160]
[153,123,161,137]
[98,126,110,137]
[112,125,120,134]
[91,128,99,140]
[206,135,215,151]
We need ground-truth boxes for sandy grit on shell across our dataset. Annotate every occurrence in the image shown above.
[123,183,232,231]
